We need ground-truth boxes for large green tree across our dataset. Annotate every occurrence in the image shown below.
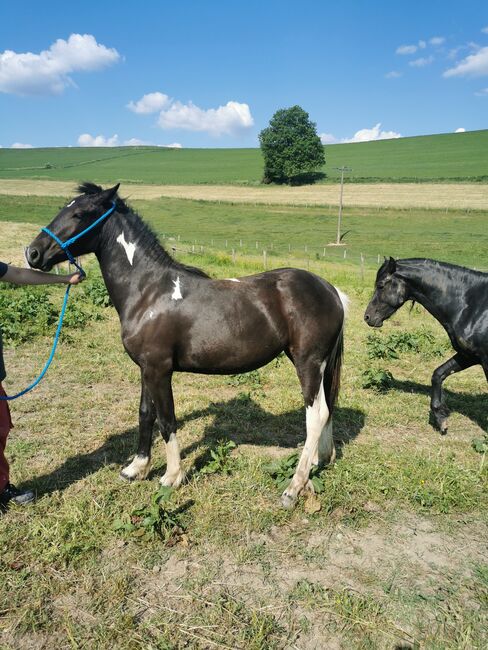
[259,105,325,184]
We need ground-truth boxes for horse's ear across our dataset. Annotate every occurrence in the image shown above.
[99,183,120,204]
[386,256,397,274]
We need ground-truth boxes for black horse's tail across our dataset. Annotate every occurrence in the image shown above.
[323,288,348,414]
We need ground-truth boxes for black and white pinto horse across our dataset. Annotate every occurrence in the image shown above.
[27,183,348,507]
[365,257,488,433]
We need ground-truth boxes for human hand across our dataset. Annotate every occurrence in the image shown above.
[68,272,84,285]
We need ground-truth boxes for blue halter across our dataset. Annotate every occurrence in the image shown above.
[41,201,117,277]
[0,201,116,400]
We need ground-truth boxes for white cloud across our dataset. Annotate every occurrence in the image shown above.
[123,137,154,146]
[0,34,120,96]
[409,55,434,67]
[343,123,402,143]
[418,40,427,49]
[160,142,183,148]
[157,99,253,135]
[78,133,119,147]
[319,133,337,144]
[444,46,488,77]
[129,91,254,137]
[430,36,445,46]
[385,70,402,79]
[455,127,466,132]
[475,87,488,96]
[11,142,33,148]
[396,44,417,55]
[127,92,170,114]
[482,26,488,35]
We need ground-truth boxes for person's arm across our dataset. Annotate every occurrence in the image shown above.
[1,265,83,286]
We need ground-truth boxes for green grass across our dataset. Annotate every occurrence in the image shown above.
[1,192,487,270]
[0,202,487,648]
[1,129,487,184]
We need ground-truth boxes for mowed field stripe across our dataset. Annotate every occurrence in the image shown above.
[0,179,487,209]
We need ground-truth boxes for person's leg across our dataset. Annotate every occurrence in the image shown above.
[0,386,34,509]
[0,387,12,494]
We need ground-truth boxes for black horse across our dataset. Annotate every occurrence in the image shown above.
[365,257,488,433]
[27,183,348,507]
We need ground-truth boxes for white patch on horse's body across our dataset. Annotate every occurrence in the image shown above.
[334,286,350,318]
[116,232,136,265]
[121,454,150,480]
[149,311,154,319]
[226,278,240,282]
[281,363,332,508]
[160,433,185,487]
[171,276,183,300]
[67,200,76,208]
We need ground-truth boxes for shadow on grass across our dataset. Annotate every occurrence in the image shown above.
[27,394,365,496]
[391,378,488,433]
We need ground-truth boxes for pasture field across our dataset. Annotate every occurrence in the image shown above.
[0,193,487,270]
[0,194,487,649]
[0,129,487,185]
[1,178,488,210]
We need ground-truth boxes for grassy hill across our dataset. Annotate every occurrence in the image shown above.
[0,129,487,184]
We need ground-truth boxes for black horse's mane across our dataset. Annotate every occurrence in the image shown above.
[77,182,209,278]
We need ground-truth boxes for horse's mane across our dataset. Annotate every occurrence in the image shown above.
[77,182,210,278]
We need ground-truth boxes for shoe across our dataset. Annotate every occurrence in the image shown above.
[0,483,35,509]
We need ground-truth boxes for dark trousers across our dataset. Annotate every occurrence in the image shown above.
[0,384,12,492]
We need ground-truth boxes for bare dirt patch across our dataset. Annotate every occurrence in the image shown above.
[1,179,487,209]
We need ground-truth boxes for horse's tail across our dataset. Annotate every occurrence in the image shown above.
[323,287,348,414]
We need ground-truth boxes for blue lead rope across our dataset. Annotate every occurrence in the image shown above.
[0,201,117,401]
[0,285,71,400]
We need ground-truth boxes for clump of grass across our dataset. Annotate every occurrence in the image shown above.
[472,433,488,454]
[366,328,447,361]
[114,485,185,543]
[199,439,237,475]
[263,452,326,493]
[361,367,394,392]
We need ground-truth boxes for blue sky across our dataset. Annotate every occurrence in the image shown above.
[0,0,487,148]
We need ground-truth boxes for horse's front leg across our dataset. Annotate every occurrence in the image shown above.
[121,372,156,481]
[145,367,185,488]
[430,353,475,433]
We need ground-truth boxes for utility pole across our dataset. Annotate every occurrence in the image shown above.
[333,166,351,245]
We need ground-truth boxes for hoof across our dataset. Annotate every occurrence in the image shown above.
[119,470,135,483]
[280,490,297,509]
[159,470,186,488]
[430,407,450,435]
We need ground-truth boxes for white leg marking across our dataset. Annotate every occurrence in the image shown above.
[226,278,240,282]
[160,433,185,487]
[282,369,331,508]
[116,232,136,265]
[121,454,151,481]
[171,276,183,300]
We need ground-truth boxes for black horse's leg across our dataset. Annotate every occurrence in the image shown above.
[143,368,185,488]
[430,353,476,433]
[120,372,156,481]
[281,358,330,508]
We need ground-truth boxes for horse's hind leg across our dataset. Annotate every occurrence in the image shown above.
[121,373,156,481]
[281,359,330,508]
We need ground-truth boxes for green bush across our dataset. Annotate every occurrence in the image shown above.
[82,277,112,308]
[0,286,58,345]
[361,367,394,392]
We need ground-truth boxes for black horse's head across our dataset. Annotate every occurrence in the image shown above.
[364,257,409,327]
[27,182,119,271]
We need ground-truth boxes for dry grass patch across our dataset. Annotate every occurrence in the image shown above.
[1,179,488,209]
